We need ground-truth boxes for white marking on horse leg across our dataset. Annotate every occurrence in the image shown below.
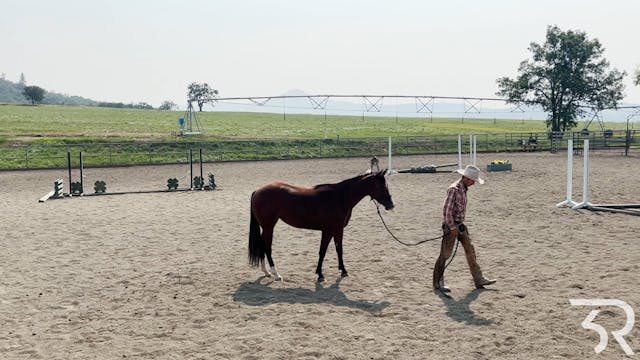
[270,266,283,281]
[261,262,272,277]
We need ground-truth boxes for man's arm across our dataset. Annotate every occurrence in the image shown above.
[442,187,458,232]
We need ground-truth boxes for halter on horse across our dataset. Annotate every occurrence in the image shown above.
[248,169,394,282]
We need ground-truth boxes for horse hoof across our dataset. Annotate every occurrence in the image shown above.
[317,276,325,283]
[261,264,272,277]
[341,272,348,278]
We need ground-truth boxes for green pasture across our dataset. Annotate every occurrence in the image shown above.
[1,105,633,144]
[0,104,634,170]
[2,104,632,143]
[0,104,559,143]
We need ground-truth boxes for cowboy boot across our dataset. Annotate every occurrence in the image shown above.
[475,277,497,289]
[434,278,451,292]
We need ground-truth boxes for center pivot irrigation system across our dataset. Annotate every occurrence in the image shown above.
[179,94,536,136]
[186,93,640,130]
[196,94,536,119]
[557,139,640,216]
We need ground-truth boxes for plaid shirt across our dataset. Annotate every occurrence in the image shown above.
[442,178,467,229]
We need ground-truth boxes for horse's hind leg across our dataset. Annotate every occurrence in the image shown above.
[315,231,333,282]
[334,230,348,277]
[260,260,272,277]
[262,225,282,281]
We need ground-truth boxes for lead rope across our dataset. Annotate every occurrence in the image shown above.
[373,199,460,277]
[373,200,441,246]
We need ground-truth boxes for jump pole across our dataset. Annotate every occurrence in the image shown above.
[473,135,477,166]
[457,135,462,169]
[587,206,640,216]
[38,179,64,203]
[572,139,591,210]
[189,148,194,190]
[199,148,204,189]
[67,151,72,196]
[79,152,84,195]
[467,135,477,167]
[469,135,473,165]
[556,139,576,208]
[388,136,392,174]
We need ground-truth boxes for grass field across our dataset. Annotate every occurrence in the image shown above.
[0,104,634,170]
[0,104,558,143]
[2,104,633,144]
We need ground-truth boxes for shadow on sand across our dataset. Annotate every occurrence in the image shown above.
[435,288,497,326]
[233,276,390,314]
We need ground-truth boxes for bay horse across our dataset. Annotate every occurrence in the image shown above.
[248,169,394,282]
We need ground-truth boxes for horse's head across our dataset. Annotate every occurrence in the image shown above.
[369,169,394,210]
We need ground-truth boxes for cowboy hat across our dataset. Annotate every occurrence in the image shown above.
[456,165,485,184]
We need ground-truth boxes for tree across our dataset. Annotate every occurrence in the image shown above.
[496,26,626,132]
[159,100,177,111]
[635,68,640,86]
[22,85,45,105]
[187,82,218,112]
[133,102,153,110]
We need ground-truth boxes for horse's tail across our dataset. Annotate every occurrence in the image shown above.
[248,192,264,267]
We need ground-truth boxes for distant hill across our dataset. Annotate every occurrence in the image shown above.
[0,77,154,109]
[0,77,98,106]
[0,78,26,103]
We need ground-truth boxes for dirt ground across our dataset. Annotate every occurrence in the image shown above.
[1,151,639,359]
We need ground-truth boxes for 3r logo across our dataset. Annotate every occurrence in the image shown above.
[570,299,635,356]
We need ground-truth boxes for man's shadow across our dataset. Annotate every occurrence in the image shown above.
[233,277,390,314]
[435,288,496,326]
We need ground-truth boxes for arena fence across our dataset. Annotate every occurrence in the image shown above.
[1,130,638,170]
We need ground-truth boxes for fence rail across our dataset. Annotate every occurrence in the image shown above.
[1,130,638,170]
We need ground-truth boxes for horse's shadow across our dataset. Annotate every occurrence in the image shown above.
[435,288,497,326]
[233,277,390,314]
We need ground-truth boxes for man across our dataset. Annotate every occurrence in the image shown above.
[433,165,496,292]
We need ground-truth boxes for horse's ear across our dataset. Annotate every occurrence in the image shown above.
[378,168,388,177]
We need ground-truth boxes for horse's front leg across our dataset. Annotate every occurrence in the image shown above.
[334,229,348,278]
[316,231,333,282]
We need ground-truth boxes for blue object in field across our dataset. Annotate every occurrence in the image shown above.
[178,118,185,126]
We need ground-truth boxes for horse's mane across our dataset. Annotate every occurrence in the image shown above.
[312,173,371,190]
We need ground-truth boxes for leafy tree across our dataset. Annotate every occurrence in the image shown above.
[18,73,26,87]
[497,25,625,132]
[187,82,218,111]
[134,102,153,110]
[159,100,177,110]
[635,68,640,86]
[22,85,45,105]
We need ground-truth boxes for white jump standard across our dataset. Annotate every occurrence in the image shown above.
[556,139,577,208]
[557,139,640,216]
[571,139,591,210]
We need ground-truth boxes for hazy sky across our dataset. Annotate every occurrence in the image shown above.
[3,0,639,108]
